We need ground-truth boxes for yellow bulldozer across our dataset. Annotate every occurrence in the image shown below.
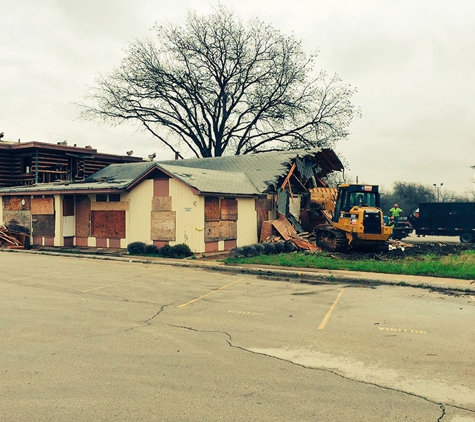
[308,184,392,252]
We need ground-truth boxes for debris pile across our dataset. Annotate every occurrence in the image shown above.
[266,213,319,252]
[388,239,414,251]
[0,225,26,249]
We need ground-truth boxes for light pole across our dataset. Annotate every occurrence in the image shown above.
[471,165,475,199]
[433,183,443,202]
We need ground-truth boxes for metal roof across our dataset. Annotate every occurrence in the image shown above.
[0,148,343,196]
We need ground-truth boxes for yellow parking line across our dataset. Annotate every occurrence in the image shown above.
[177,279,242,309]
[318,288,345,330]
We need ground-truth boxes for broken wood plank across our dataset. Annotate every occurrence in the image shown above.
[271,213,298,241]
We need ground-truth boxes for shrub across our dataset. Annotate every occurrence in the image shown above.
[273,242,285,254]
[159,245,172,257]
[242,245,257,257]
[144,244,159,255]
[283,242,295,253]
[253,243,265,255]
[262,242,276,255]
[127,241,146,255]
[169,243,193,258]
[229,247,242,258]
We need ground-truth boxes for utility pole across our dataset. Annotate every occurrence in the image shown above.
[471,165,475,200]
[433,183,443,202]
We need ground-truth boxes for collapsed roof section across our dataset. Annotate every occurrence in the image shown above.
[0,148,343,196]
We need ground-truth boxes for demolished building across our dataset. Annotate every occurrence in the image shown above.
[0,148,343,253]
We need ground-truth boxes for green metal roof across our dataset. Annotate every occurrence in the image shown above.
[0,148,343,196]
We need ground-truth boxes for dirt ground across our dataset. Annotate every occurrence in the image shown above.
[341,239,475,261]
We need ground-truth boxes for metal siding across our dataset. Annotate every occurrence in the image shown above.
[124,179,153,245]
[54,195,61,246]
[63,215,75,237]
[237,198,258,247]
[168,178,205,252]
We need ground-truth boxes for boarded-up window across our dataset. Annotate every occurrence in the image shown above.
[32,215,55,237]
[154,178,169,197]
[205,197,220,221]
[205,221,237,241]
[31,197,54,215]
[91,211,126,238]
[220,199,237,220]
[63,196,74,216]
[204,197,238,241]
[3,196,31,211]
[205,197,237,221]
[152,197,172,212]
[151,211,176,241]
[75,195,91,238]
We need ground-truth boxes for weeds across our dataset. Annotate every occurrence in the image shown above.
[225,250,475,280]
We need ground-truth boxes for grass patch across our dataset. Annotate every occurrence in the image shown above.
[224,250,475,280]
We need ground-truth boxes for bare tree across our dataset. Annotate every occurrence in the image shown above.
[381,182,436,216]
[79,4,358,158]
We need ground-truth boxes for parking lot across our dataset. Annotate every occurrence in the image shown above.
[1,251,474,421]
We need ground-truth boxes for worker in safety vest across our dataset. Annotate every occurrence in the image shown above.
[389,203,403,226]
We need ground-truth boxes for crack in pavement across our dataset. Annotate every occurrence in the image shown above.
[169,323,473,421]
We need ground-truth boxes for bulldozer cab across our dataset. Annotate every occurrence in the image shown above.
[333,184,380,222]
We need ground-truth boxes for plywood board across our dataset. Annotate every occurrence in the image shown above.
[205,221,221,241]
[91,201,129,211]
[255,198,273,211]
[31,197,54,215]
[151,211,176,241]
[271,213,298,241]
[220,198,238,221]
[75,195,91,238]
[205,197,220,221]
[154,178,169,197]
[152,197,172,212]
[32,215,55,237]
[3,196,31,211]
[219,220,237,240]
[205,221,237,241]
[91,210,126,238]
[3,210,31,232]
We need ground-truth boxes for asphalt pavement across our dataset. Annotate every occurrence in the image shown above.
[16,236,475,294]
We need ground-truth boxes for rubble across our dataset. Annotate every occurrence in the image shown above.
[0,225,26,248]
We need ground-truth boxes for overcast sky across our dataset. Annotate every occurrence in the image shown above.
[2,0,475,196]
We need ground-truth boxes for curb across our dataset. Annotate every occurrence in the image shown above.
[2,248,474,294]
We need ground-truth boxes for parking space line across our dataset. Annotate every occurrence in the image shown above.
[318,288,345,330]
[81,274,154,293]
[177,279,243,309]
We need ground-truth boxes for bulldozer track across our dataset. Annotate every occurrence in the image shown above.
[314,226,349,252]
